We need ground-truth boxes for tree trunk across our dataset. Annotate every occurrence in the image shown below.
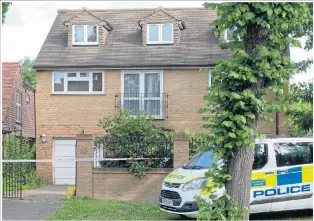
[224,23,267,220]
[226,145,255,220]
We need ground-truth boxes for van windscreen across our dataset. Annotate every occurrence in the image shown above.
[183,151,216,169]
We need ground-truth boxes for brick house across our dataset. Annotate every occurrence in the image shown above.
[34,7,288,184]
[2,62,36,138]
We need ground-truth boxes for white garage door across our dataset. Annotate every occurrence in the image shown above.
[54,139,76,185]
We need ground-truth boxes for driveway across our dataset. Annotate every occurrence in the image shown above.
[2,185,67,220]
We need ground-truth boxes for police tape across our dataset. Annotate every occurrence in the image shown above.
[1,157,172,163]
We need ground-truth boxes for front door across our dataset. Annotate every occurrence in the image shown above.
[271,141,313,212]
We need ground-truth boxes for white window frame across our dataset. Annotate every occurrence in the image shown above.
[147,24,173,44]
[224,27,241,42]
[121,70,164,119]
[72,25,99,45]
[224,29,231,41]
[52,71,105,95]
[208,69,212,88]
[16,92,21,122]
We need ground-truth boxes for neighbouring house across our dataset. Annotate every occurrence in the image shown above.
[2,62,36,138]
[34,7,288,184]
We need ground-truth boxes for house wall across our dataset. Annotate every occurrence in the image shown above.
[3,67,35,138]
[36,69,288,183]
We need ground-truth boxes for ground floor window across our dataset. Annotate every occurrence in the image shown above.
[52,71,104,94]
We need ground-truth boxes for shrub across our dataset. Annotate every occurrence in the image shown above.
[97,111,174,178]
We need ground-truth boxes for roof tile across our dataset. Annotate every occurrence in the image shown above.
[34,8,230,69]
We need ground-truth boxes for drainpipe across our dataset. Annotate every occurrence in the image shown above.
[34,88,36,140]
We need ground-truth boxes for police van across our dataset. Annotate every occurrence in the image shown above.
[159,138,313,218]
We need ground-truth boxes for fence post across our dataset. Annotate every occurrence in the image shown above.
[76,133,93,198]
[173,135,190,169]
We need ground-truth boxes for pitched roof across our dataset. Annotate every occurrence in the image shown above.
[138,7,186,30]
[63,9,114,31]
[2,62,20,119]
[34,7,230,70]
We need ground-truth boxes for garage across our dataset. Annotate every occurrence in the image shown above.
[53,139,76,185]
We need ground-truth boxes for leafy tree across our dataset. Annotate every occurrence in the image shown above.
[20,57,37,87]
[293,3,313,72]
[199,3,312,220]
[2,2,12,24]
[286,3,312,137]
[97,111,174,178]
[286,81,313,137]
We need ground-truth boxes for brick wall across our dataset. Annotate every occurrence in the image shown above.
[3,63,35,138]
[92,169,170,201]
[76,134,183,201]
[36,69,285,183]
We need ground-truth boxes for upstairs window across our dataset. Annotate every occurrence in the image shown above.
[224,27,241,42]
[147,24,173,44]
[53,71,104,94]
[224,28,235,41]
[72,25,98,45]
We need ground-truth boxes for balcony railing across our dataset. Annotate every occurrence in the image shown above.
[115,93,168,119]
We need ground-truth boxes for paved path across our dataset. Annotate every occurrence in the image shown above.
[2,186,67,220]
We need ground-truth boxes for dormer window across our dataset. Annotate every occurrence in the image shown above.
[147,24,173,44]
[72,24,98,45]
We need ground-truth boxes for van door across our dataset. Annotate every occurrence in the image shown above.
[271,141,313,212]
[250,143,276,213]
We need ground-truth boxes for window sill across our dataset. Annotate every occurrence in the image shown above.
[15,121,22,125]
[51,93,105,96]
[153,119,165,121]
[72,43,99,46]
[146,43,174,46]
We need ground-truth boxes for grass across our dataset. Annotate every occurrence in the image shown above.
[46,197,178,220]
[47,197,313,220]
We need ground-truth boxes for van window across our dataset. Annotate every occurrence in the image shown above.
[183,151,216,169]
[253,144,268,170]
[274,142,313,167]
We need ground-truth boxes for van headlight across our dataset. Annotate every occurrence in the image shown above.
[182,178,207,192]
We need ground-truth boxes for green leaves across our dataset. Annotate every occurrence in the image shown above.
[200,2,312,220]
[233,115,247,124]
[221,121,236,129]
[21,57,37,87]
[97,110,173,178]
[2,2,12,24]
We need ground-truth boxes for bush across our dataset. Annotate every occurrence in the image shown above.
[2,135,45,190]
[97,111,174,178]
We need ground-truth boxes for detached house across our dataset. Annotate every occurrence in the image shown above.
[34,7,288,184]
[2,62,35,138]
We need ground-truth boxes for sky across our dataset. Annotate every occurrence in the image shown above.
[1,1,313,83]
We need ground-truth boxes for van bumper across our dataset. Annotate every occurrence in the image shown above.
[159,206,198,218]
[159,196,198,218]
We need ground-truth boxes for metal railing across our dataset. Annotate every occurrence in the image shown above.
[115,93,168,119]
[93,137,173,169]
